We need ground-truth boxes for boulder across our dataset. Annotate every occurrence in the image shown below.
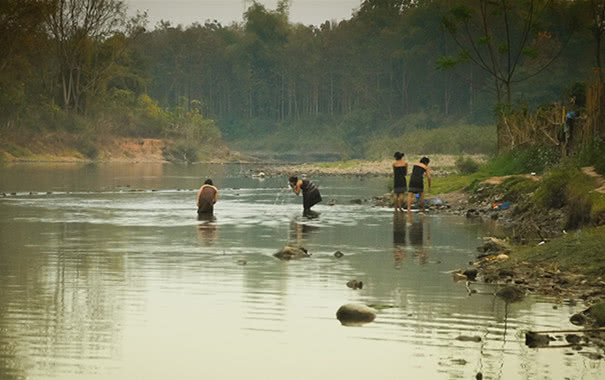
[336,304,376,326]
[274,246,311,260]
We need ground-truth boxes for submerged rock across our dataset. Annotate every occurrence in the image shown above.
[496,286,524,303]
[570,312,587,326]
[336,304,376,326]
[274,246,310,260]
[456,335,482,343]
[525,332,554,348]
[346,280,363,289]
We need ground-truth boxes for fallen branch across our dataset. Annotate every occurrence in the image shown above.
[528,327,605,334]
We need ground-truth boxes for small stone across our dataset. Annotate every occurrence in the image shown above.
[236,259,247,265]
[333,250,344,258]
[346,280,363,289]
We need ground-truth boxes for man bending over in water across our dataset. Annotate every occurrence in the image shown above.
[197,179,218,215]
[289,176,322,217]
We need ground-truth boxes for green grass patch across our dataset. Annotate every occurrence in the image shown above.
[431,173,485,194]
[510,225,605,277]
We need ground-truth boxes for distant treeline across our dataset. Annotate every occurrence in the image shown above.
[0,0,602,158]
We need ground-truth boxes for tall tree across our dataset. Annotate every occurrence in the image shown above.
[46,0,138,112]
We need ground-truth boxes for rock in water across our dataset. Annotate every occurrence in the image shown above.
[273,246,310,260]
[333,250,344,258]
[346,280,363,289]
[496,286,524,303]
[336,304,376,326]
[463,269,478,281]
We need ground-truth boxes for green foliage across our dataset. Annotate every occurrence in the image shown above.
[513,225,605,277]
[533,166,594,229]
[366,124,496,159]
[576,137,605,175]
[498,176,540,202]
[455,156,480,174]
[588,302,605,327]
[482,146,560,176]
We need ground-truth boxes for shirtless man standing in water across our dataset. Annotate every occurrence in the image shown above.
[197,179,219,215]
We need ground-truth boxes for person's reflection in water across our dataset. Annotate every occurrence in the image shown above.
[289,218,319,246]
[392,213,407,269]
[197,213,218,246]
[408,213,430,264]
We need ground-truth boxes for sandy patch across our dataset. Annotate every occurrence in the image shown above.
[481,174,540,185]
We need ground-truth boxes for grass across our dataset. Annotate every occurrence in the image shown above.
[431,173,484,194]
[510,225,605,277]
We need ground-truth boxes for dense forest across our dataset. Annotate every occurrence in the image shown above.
[1,0,603,160]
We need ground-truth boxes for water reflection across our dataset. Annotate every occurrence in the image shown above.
[0,164,603,380]
[197,214,218,246]
[408,213,431,264]
[288,217,320,246]
[392,213,407,269]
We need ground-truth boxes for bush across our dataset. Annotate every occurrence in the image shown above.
[455,156,480,174]
[576,136,605,175]
[533,166,594,229]
[483,145,560,176]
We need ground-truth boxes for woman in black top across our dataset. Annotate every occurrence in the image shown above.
[407,157,431,213]
[289,176,322,216]
[392,152,408,212]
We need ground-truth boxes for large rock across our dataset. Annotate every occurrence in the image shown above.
[273,245,310,260]
[336,304,376,326]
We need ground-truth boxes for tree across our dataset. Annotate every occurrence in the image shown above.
[441,0,574,150]
[46,0,142,112]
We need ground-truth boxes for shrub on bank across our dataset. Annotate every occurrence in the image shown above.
[483,145,560,176]
[455,156,480,174]
[576,136,605,175]
[533,166,594,229]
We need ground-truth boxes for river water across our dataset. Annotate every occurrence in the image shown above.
[0,163,602,380]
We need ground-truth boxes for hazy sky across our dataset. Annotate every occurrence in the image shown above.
[126,0,363,28]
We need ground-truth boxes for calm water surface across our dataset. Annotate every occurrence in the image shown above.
[0,163,602,380]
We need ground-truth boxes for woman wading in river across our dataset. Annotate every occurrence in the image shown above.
[407,157,431,213]
[289,176,322,217]
[392,151,408,212]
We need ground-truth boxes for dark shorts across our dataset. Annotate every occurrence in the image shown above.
[408,186,423,194]
[394,186,407,194]
[197,204,214,215]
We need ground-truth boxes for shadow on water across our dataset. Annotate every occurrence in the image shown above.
[196,213,218,246]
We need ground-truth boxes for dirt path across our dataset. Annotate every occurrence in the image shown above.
[481,174,540,185]
[582,166,605,194]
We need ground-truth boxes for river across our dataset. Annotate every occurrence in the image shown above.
[0,163,602,379]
